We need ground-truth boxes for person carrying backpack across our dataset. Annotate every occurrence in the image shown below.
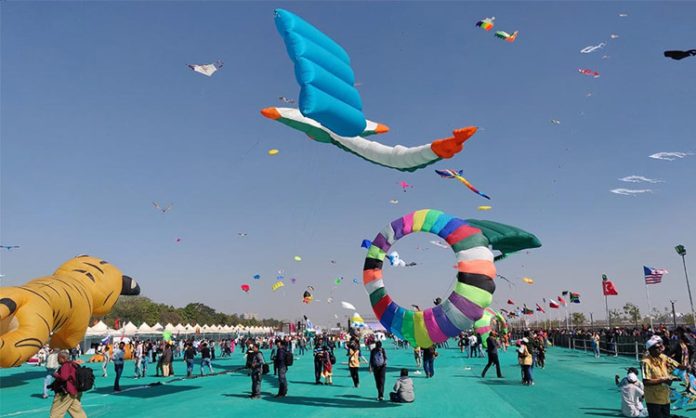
[49,350,87,418]
[369,341,388,401]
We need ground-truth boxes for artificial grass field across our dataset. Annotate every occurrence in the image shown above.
[2,346,695,417]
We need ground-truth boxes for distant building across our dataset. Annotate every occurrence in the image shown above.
[241,313,258,320]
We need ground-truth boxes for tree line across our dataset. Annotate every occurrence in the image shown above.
[98,296,284,329]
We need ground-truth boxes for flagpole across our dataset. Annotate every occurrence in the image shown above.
[605,295,610,328]
[644,280,654,330]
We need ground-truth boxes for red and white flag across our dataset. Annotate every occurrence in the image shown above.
[549,299,560,309]
[557,296,567,306]
[602,274,619,295]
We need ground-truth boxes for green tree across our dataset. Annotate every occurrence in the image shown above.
[571,312,586,326]
[623,303,641,326]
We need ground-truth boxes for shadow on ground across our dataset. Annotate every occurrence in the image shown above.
[0,370,47,389]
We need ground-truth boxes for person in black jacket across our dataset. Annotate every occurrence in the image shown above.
[369,341,388,401]
[481,330,503,378]
[274,340,288,397]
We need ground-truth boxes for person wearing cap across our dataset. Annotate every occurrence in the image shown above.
[615,367,647,417]
[641,335,684,417]
[518,338,533,385]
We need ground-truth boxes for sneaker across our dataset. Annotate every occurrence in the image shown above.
[42,394,48,399]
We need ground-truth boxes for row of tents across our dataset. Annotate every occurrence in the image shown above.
[85,320,273,337]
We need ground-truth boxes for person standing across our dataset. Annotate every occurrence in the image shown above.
[413,346,422,367]
[422,345,437,378]
[49,351,86,418]
[321,346,333,385]
[313,343,324,384]
[164,343,175,376]
[518,338,533,385]
[389,368,415,403]
[101,343,111,378]
[348,339,362,388]
[184,343,196,377]
[249,344,264,399]
[592,332,601,358]
[274,340,288,397]
[133,340,143,379]
[43,349,60,399]
[481,330,503,378]
[200,342,214,375]
[112,342,125,392]
[369,341,388,401]
[641,336,684,418]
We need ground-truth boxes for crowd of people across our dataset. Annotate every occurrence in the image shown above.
[34,322,696,418]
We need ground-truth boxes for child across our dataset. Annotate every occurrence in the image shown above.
[321,347,333,385]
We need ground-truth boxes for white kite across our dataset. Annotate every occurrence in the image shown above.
[649,152,692,161]
[430,240,449,249]
[580,42,607,54]
[386,251,417,267]
[187,61,223,77]
[341,301,356,310]
[610,188,652,196]
[551,119,561,125]
[619,175,663,184]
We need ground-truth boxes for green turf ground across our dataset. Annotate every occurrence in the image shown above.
[2,346,695,417]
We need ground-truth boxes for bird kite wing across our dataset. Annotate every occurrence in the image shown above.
[264,9,479,172]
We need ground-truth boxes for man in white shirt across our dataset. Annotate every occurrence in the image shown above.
[615,368,648,417]
[133,341,144,379]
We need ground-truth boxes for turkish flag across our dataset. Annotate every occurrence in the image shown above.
[602,278,618,296]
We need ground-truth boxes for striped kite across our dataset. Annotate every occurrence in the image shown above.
[435,169,491,200]
[362,210,541,348]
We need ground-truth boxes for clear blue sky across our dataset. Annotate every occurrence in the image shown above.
[1,1,695,327]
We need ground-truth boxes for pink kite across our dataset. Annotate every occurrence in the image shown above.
[578,68,600,78]
[399,181,413,192]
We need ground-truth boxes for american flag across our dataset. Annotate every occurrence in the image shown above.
[644,266,668,285]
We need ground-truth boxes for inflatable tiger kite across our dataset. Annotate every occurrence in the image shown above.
[0,255,139,367]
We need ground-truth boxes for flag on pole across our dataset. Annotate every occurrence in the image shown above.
[570,292,581,303]
[536,303,546,313]
[644,266,668,285]
[549,299,560,309]
[522,305,534,315]
[558,295,567,306]
[602,274,619,295]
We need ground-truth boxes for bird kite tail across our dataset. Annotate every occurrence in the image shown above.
[430,126,478,159]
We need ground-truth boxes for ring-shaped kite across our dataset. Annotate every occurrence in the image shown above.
[474,307,508,348]
[363,209,540,348]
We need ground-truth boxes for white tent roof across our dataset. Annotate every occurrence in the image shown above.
[152,323,164,331]
[164,323,176,332]
[136,323,152,334]
[92,321,109,332]
[185,323,194,330]
[174,323,186,332]
[123,321,138,333]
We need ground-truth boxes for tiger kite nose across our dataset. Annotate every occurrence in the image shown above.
[121,275,140,296]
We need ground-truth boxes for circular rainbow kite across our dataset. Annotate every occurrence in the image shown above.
[363,209,540,348]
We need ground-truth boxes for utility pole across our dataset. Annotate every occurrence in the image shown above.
[675,245,695,327]
[670,300,678,329]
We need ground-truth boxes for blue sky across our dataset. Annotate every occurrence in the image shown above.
[1,1,695,327]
